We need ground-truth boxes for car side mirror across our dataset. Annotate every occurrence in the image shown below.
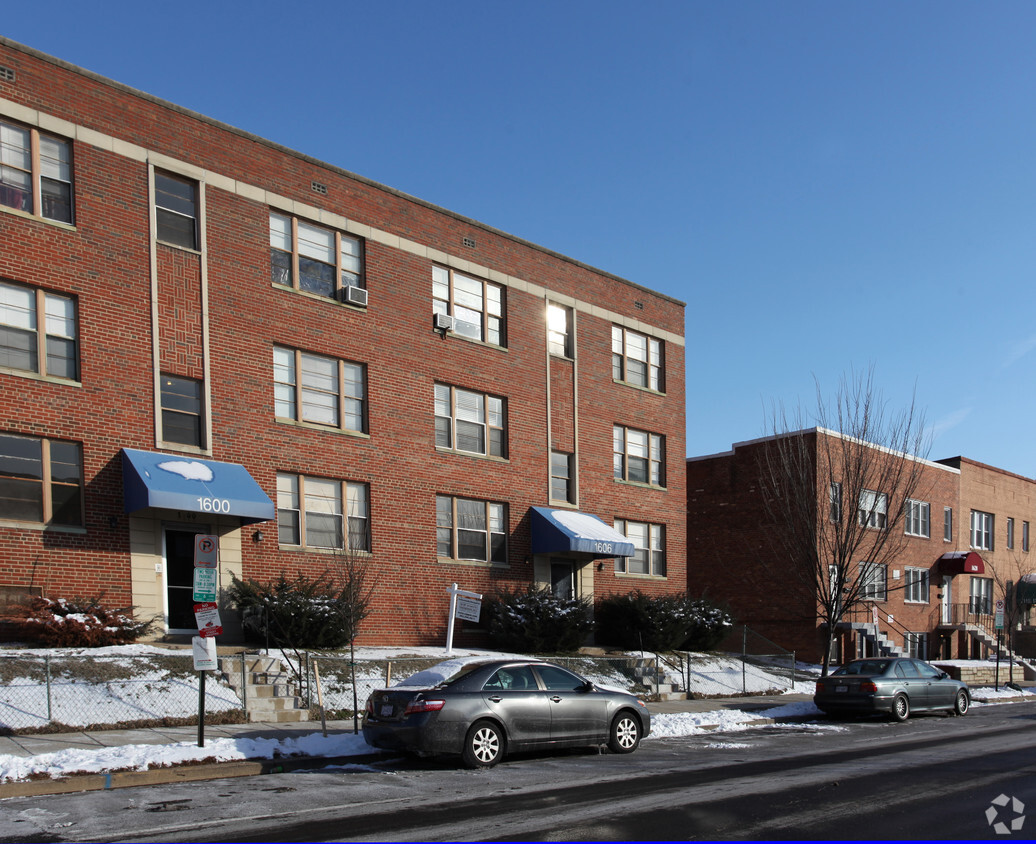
[580,681,595,693]
[939,672,949,680]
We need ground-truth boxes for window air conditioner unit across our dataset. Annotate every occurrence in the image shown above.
[434,312,454,332]
[341,286,368,307]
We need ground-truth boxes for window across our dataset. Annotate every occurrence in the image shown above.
[273,347,366,433]
[905,499,930,538]
[0,281,78,379]
[269,212,363,300]
[613,425,665,486]
[969,577,993,615]
[904,567,929,603]
[1024,521,1030,552]
[614,519,666,577]
[829,482,842,523]
[550,451,574,504]
[904,633,928,660]
[432,266,504,345]
[276,473,370,552]
[434,384,506,458]
[970,510,994,551]
[436,495,507,563]
[0,433,82,526]
[944,507,953,542]
[0,120,73,224]
[154,171,198,250]
[1007,517,1015,549]
[859,562,887,601]
[612,326,663,391]
[160,375,204,448]
[858,490,888,529]
[547,303,573,357]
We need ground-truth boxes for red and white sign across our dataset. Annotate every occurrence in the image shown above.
[194,535,219,568]
[193,602,223,638]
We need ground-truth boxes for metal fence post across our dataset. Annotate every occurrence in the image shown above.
[239,652,247,714]
[45,654,52,723]
[790,651,796,691]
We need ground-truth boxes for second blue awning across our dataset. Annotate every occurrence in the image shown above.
[530,506,634,558]
[122,449,274,524]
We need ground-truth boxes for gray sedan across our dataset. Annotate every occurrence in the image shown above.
[362,659,651,767]
[814,657,970,722]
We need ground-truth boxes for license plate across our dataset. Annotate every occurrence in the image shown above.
[836,685,848,693]
[380,704,394,717]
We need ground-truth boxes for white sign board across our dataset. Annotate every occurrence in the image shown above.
[193,567,218,602]
[194,535,219,568]
[192,635,217,671]
[455,595,482,623]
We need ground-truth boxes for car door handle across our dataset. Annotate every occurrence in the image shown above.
[488,695,502,702]
[550,696,563,702]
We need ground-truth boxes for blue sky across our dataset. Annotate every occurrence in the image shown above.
[5,1,1036,474]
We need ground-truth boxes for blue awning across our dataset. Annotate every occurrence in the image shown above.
[530,506,634,558]
[121,449,274,524]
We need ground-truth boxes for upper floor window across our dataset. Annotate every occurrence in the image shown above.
[944,507,953,542]
[1007,517,1015,549]
[859,561,887,601]
[858,489,888,529]
[547,303,573,357]
[904,567,929,603]
[154,171,198,250]
[905,499,930,538]
[0,121,73,224]
[613,425,664,486]
[277,473,370,552]
[432,266,504,345]
[829,482,842,523]
[269,212,364,301]
[612,326,663,391]
[436,495,507,563]
[434,384,506,458]
[0,433,83,527]
[274,346,366,434]
[0,281,78,380]
[160,374,204,448]
[614,519,666,577]
[1024,521,1030,552]
[970,510,994,551]
[551,451,574,504]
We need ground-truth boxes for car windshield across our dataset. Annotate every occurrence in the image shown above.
[834,660,890,676]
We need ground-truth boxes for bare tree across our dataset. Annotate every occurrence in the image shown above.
[761,369,930,676]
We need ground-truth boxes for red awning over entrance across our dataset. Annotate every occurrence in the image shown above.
[936,551,986,575]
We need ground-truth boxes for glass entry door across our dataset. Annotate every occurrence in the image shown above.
[164,528,202,631]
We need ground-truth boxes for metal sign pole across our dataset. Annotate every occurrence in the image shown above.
[198,670,206,747]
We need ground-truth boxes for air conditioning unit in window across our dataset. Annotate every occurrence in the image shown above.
[433,312,455,332]
[341,286,368,308]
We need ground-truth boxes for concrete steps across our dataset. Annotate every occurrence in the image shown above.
[219,655,310,723]
[632,657,685,701]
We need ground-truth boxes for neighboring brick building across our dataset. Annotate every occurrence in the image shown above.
[0,38,686,645]
[687,429,1036,664]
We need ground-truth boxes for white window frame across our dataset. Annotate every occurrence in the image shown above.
[904,567,930,603]
[0,120,73,224]
[436,495,507,564]
[434,384,507,458]
[970,510,994,551]
[273,346,366,433]
[829,482,842,523]
[547,303,573,358]
[905,499,930,538]
[944,507,953,542]
[1007,517,1015,549]
[969,576,993,615]
[276,472,370,552]
[613,425,665,486]
[270,211,364,300]
[611,325,663,391]
[432,265,504,346]
[905,632,928,660]
[858,490,888,529]
[859,561,888,601]
[614,519,666,577]
[550,451,574,504]
[0,281,78,380]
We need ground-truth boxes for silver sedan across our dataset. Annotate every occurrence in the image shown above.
[362,659,650,767]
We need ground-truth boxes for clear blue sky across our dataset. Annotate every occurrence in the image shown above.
[5,1,1036,475]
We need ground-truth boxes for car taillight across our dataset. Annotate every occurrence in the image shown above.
[404,698,446,715]
[860,681,877,693]
[815,681,825,693]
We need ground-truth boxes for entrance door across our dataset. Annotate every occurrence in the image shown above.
[550,560,576,600]
[941,576,952,624]
[164,528,202,631]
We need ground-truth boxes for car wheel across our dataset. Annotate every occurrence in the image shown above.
[608,711,641,754]
[953,690,970,716]
[889,693,910,722]
[461,720,505,768]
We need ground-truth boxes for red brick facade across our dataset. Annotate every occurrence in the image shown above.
[0,39,686,645]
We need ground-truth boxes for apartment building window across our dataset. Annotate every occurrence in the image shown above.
[904,633,928,660]
[613,425,664,486]
[614,519,666,577]
[0,120,73,224]
[970,510,994,551]
[276,473,370,552]
[160,375,204,448]
[436,495,507,563]
[829,482,842,523]
[904,567,929,603]
[1007,517,1015,549]
[944,507,953,542]
[154,171,198,250]
[612,326,663,391]
[273,347,366,433]
[434,384,506,458]
[859,562,887,601]
[1024,521,1030,552]
[0,281,78,380]
[969,577,993,615]
[905,499,930,538]
[269,212,363,301]
[0,433,83,526]
[432,266,504,345]
[551,451,574,504]
[858,490,888,529]
[547,303,573,358]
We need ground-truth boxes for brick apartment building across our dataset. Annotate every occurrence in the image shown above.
[0,38,686,645]
[687,430,1036,664]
